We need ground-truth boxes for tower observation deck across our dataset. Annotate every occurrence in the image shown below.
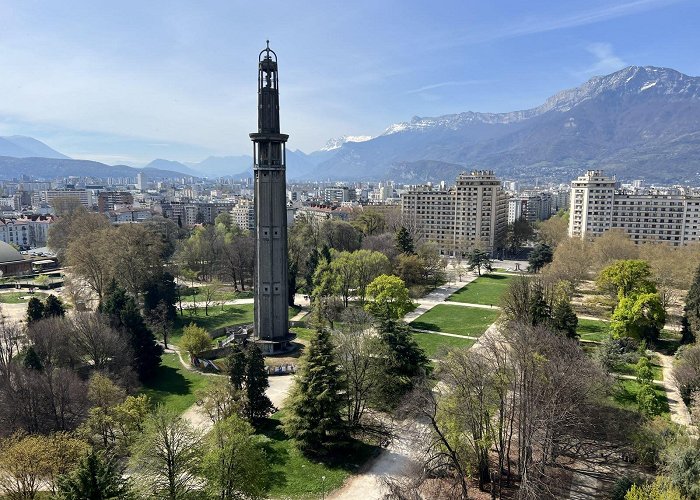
[249,42,292,353]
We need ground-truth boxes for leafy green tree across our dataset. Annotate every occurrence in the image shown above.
[180,323,211,360]
[395,226,414,254]
[26,296,44,323]
[625,477,683,500]
[202,415,269,499]
[597,260,656,300]
[284,329,347,455]
[43,294,66,318]
[551,296,578,338]
[611,292,666,342]
[364,274,413,320]
[466,248,492,276]
[528,243,554,273]
[244,343,273,422]
[636,357,654,385]
[101,281,163,381]
[56,451,133,499]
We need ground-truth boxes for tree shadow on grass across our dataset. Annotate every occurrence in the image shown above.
[141,364,193,405]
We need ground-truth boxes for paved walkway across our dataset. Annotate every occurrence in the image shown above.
[658,353,698,436]
[330,273,490,500]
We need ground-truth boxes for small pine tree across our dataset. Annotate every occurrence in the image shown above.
[284,329,347,455]
[56,451,132,499]
[43,294,66,318]
[244,344,273,422]
[22,346,43,371]
[26,297,44,323]
[551,298,578,338]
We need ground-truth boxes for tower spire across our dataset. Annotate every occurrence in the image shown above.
[249,42,291,352]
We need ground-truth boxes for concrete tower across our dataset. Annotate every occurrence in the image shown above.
[250,42,291,353]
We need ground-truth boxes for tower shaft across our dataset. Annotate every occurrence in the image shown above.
[250,43,289,351]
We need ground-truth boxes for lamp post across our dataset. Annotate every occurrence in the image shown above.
[321,475,326,500]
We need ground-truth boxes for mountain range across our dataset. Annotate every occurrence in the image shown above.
[3,66,700,184]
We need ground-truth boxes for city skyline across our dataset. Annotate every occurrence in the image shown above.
[0,0,698,165]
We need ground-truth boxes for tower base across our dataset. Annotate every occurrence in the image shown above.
[253,333,297,355]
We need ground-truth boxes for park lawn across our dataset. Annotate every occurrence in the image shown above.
[610,379,669,416]
[185,289,242,304]
[290,326,315,342]
[615,360,664,381]
[261,411,378,498]
[411,304,500,337]
[447,273,513,306]
[140,354,212,415]
[0,291,50,303]
[577,318,610,342]
[412,332,475,358]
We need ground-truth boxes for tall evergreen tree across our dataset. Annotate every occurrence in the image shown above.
[284,329,347,455]
[682,264,700,344]
[26,297,44,323]
[102,281,162,381]
[227,343,247,391]
[56,451,132,499]
[43,294,66,318]
[528,282,551,326]
[395,226,415,254]
[377,318,429,405]
[244,344,273,422]
[143,272,177,322]
[551,298,579,338]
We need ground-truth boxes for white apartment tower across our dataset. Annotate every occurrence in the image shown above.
[569,170,700,246]
[401,171,507,256]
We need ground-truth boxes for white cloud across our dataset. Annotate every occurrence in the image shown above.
[580,43,628,76]
[405,80,489,95]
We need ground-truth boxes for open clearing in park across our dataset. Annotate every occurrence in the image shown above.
[447,273,514,305]
[0,291,50,303]
[141,354,212,415]
[411,304,500,337]
[262,411,377,498]
[610,378,670,416]
[412,332,475,358]
[577,318,609,342]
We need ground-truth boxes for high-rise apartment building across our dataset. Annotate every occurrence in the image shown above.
[401,171,507,256]
[569,170,700,246]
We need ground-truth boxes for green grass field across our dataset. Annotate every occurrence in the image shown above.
[0,291,50,303]
[290,326,315,342]
[611,378,669,416]
[615,356,664,381]
[261,411,377,498]
[411,332,475,358]
[577,318,610,342]
[411,304,500,337]
[447,274,513,306]
[140,354,213,414]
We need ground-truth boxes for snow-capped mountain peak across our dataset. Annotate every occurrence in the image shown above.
[320,135,373,151]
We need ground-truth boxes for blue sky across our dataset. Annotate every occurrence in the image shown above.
[0,0,697,166]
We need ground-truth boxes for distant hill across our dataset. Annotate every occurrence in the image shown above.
[144,158,201,177]
[305,66,700,184]
[0,135,69,159]
[0,156,190,181]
